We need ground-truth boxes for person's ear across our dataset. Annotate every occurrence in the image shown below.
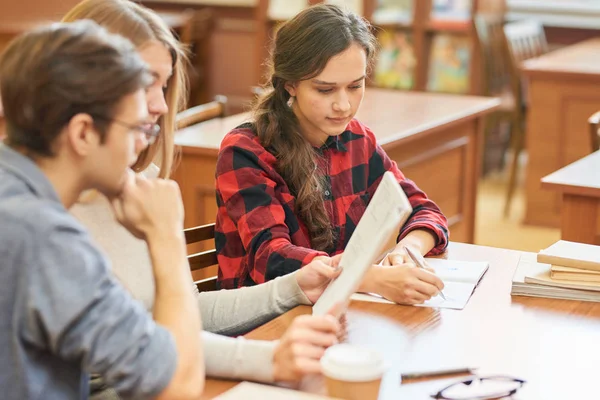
[284,81,297,98]
[65,113,99,157]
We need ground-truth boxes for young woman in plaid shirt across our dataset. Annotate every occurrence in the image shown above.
[216,4,449,305]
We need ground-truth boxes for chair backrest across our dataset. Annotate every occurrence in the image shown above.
[184,223,218,292]
[503,20,548,64]
[503,20,548,112]
[589,111,600,152]
[473,13,511,96]
[175,95,228,130]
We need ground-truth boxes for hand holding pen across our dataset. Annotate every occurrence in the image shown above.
[404,246,447,300]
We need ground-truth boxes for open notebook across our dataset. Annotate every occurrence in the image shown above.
[351,258,489,310]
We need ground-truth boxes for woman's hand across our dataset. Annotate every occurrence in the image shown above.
[295,254,343,304]
[364,264,444,305]
[272,312,340,383]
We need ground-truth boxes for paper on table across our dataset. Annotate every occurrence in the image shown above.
[215,382,338,399]
[312,171,413,317]
[351,259,489,310]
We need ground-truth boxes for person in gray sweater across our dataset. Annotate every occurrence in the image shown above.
[0,21,208,400]
[0,17,341,400]
[63,1,345,398]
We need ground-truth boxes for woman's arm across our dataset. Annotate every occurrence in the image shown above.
[360,125,449,255]
[203,309,339,384]
[197,273,310,336]
[198,256,341,336]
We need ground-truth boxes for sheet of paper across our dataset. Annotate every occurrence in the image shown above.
[425,259,489,284]
[348,258,488,310]
[215,382,337,399]
[312,172,412,317]
[351,280,476,310]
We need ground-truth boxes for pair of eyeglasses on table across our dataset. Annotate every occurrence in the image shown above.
[431,375,526,400]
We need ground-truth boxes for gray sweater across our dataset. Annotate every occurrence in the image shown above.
[70,166,312,385]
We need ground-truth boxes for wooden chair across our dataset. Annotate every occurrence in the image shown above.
[589,111,600,152]
[502,19,548,217]
[184,223,218,292]
[474,14,513,175]
[175,95,228,130]
[475,15,548,217]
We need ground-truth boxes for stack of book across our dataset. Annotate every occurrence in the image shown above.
[511,240,600,302]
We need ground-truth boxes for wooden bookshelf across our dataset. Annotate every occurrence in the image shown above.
[256,0,506,95]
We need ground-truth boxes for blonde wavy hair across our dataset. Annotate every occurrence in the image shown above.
[63,0,188,179]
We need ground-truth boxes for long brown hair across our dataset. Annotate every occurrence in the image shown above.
[253,4,376,251]
[62,0,188,178]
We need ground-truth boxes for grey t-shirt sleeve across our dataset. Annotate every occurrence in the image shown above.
[197,272,311,336]
[21,223,177,400]
[203,331,276,383]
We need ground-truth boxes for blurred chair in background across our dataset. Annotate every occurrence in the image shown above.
[475,15,548,217]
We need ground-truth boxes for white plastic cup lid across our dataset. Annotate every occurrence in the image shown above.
[321,344,386,382]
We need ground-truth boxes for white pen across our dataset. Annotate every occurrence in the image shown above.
[404,246,447,300]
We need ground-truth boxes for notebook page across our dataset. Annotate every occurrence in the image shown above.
[351,280,476,310]
[426,259,489,284]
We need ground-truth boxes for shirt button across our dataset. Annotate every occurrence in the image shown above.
[325,190,331,196]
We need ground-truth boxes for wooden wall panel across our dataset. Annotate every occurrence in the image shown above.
[385,120,479,243]
[209,19,258,113]
[525,80,600,227]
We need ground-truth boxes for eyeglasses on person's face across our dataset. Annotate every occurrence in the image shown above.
[92,115,161,145]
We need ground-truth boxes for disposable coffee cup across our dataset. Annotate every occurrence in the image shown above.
[320,344,386,400]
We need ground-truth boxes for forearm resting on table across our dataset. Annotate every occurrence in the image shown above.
[149,231,205,399]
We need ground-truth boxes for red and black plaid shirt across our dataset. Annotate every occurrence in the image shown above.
[215,119,449,289]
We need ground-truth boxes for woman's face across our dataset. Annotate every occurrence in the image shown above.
[285,43,367,147]
[138,41,173,124]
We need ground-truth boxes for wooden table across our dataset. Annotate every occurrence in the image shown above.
[541,151,600,245]
[173,89,499,244]
[522,38,600,227]
[201,242,600,399]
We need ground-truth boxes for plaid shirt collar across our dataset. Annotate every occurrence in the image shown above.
[315,131,349,153]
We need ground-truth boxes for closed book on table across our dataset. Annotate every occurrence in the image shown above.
[511,253,600,302]
[537,240,600,272]
[550,265,600,283]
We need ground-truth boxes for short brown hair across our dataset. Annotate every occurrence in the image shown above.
[0,20,152,156]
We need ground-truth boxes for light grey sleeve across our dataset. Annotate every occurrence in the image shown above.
[197,273,311,336]
[23,224,177,400]
[203,331,277,383]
